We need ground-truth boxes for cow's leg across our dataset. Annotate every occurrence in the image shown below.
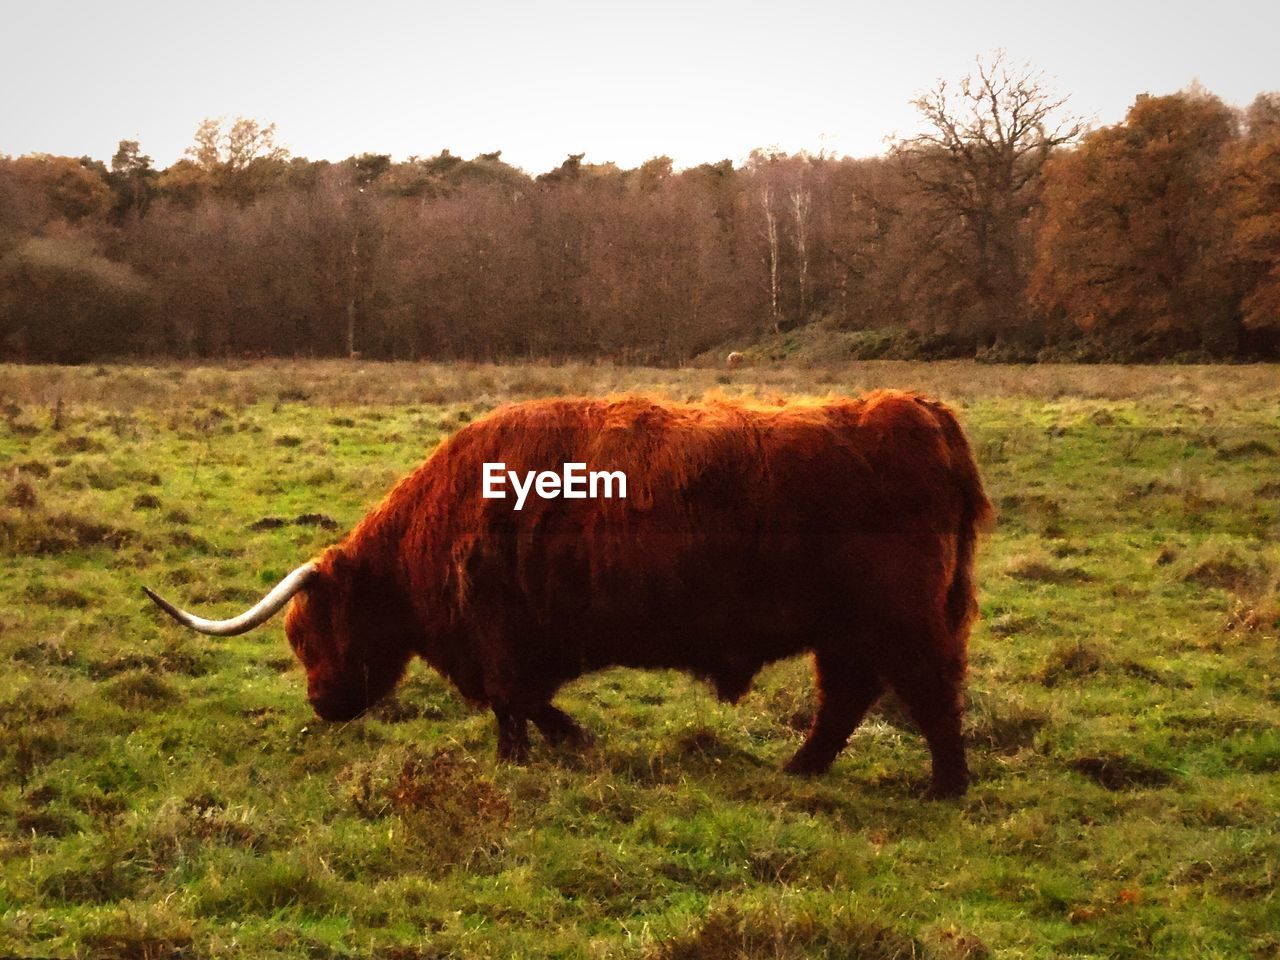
[493,703,530,764]
[474,614,535,764]
[878,629,968,799]
[531,703,594,748]
[784,653,883,776]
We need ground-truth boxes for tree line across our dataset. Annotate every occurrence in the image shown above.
[2,56,1278,364]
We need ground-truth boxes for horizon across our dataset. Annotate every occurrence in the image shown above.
[4,0,1278,175]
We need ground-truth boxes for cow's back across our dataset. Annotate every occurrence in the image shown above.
[396,394,964,688]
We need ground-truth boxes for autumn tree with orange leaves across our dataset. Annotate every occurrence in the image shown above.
[1219,94,1280,347]
[1031,90,1241,356]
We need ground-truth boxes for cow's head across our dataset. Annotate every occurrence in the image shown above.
[145,552,413,721]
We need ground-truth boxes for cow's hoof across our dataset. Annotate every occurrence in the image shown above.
[783,751,832,777]
[923,777,968,800]
[496,742,531,765]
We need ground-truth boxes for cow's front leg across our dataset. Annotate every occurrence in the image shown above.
[493,704,530,763]
[784,653,883,776]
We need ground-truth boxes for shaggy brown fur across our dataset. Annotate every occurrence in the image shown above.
[284,391,992,796]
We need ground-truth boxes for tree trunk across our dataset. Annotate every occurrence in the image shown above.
[761,185,780,333]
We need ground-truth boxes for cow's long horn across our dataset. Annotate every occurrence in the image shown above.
[143,562,317,636]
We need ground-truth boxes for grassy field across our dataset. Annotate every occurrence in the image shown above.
[1,359,1277,959]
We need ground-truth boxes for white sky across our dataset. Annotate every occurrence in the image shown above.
[2,0,1277,174]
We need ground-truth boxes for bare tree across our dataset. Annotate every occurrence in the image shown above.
[895,51,1082,343]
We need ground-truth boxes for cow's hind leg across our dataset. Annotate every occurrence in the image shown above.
[878,625,968,799]
[784,653,883,776]
[531,703,594,749]
[493,703,531,764]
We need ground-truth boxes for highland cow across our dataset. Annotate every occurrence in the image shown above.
[146,391,991,797]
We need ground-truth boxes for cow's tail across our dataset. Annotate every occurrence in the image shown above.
[920,398,993,637]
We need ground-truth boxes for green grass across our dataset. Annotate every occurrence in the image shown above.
[1,360,1277,959]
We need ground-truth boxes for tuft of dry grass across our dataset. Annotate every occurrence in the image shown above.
[1040,643,1105,687]
[1215,439,1275,460]
[340,747,510,873]
[5,476,38,509]
[1005,549,1091,585]
[985,612,1039,638]
[1069,754,1176,790]
[0,509,134,555]
[647,903,922,960]
[964,690,1049,754]
[1175,541,1267,594]
[104,670,178,708]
